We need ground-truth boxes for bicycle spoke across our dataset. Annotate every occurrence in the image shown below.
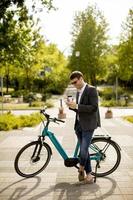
[14,141,51,177]
[90,138,121,177]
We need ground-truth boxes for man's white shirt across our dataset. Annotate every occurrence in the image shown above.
[77,82,87,104]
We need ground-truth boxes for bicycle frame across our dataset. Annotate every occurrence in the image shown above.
[42,127,80,160]
[41,125,102,162]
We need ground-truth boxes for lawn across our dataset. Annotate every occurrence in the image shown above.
[0,101,53,110]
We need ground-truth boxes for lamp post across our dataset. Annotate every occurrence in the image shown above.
[75,51,80,57]
[114,64,119,105]
[75,51,80,70]
[115,76,118,105]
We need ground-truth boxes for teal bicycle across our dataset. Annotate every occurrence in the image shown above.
[14,109,121,182]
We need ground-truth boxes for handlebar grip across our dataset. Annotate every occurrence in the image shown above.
[40,109,65,123]
[40,109,50,118]
[40,109,45,113]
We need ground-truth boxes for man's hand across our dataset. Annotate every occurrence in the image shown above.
[66,101,77,109]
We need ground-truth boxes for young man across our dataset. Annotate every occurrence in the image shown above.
[66,71,101,183]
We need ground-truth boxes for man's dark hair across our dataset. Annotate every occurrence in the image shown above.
[70,71,83,80]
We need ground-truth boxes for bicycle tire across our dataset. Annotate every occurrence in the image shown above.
[14,141,52,178]
[90,138,121,177]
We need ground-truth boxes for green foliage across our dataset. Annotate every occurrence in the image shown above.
[118,9,133,82]
[0,7,42,92]
[118,40,133,81]
[0,113,20,131]
[34,42,70,94]
[44,101,53,108]
[0,0,54,19]
[19,113,41,127]
[100,88,115,100]
[100,99,117,107]
[47,68,70,94]
[100,99,128,107]
[100,87,131,107]
[69,5,108,85]
[104,46,120,84]
[42,93,52,102]
[99,87,124,100]
[30,101,44,107]
[0,7,69,96]
[123,116,133,123]
[0,112,42,131]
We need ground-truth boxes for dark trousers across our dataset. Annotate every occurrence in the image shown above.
[75,122,94,174]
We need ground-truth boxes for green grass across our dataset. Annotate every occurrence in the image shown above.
[2,87,14,93]
[123,116,133,123]
[0,101,53,110]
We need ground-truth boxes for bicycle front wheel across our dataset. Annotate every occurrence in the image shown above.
[14,141,51,178]
[90,138,121,177]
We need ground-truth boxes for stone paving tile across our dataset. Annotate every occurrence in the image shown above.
[101,196,125,200]
[0,173,56,200]
[124,195,133,200]
[120,188,133,195]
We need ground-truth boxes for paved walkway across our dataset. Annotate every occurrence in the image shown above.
[0,99,133,199]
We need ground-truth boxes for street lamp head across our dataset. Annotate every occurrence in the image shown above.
[75,51,80,57]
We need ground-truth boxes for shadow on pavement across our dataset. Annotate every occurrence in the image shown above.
[0,176,41,199]
[0,176,117,200]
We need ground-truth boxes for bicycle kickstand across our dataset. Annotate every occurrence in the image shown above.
[94,162,99,183]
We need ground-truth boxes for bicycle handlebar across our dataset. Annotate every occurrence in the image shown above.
[40,109,65,124]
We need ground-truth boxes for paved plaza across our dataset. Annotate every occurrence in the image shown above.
[0,100,133,199]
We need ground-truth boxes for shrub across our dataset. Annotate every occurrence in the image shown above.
[24,92,36,103]
[123,116,133,123]
[45,101,54,108]
[99,87,115,100]
[12,90,25,98]
[0,112,42,131]
[30,100,53,108]
[99,87,132,107]
[0,113,20,131]
[100,99,117,107]
[99,87,125,100]
[42,93,52,102]
[30,101,45,107]
[19,113,41,127]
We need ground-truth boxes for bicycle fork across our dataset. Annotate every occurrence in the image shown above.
[31,137,43,163]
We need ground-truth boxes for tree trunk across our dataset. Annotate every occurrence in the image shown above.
[90,74,96,86]
[5,74,10,94]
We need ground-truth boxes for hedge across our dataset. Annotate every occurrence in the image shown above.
[0,112,42,131]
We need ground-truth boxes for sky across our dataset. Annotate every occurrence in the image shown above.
[27,0,133,55]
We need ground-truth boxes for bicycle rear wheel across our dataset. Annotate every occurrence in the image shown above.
[90,138,121,177]
[14,141,51,178]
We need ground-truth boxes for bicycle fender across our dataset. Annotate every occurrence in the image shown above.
[111,140,121,151]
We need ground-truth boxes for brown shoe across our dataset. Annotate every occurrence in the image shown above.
[78,170,85,181]
[84,176,94,184]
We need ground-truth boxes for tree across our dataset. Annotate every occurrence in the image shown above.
[0,0,54,19]
[118,9,133,83]
[103,45,120,84]
[0,1,69,96]
[0,6,41,92]
[69,5,108,85]
[33,41,69,94]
